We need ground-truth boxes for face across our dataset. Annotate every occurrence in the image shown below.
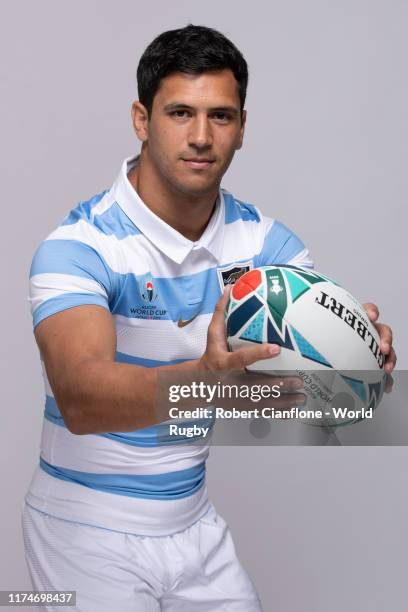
[132,69,246,197]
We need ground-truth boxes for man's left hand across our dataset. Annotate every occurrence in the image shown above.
[363,302,396,392]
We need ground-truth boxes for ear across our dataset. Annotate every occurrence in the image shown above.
[131,101,149,142]
[236,109,247,150]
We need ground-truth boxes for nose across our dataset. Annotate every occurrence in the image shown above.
[188,114,213,150]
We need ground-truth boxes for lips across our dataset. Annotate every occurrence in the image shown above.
[182,158,215,169]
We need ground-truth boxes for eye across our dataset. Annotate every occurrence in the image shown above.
[171,110,190,119]
[212,112,231,123]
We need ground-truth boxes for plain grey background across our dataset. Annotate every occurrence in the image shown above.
[1,1,407,610]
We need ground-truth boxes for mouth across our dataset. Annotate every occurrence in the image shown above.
[181,158,215,170]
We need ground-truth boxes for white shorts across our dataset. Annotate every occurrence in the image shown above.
[22,502,263,611]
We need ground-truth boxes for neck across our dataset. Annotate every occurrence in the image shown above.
[127,150,219,242]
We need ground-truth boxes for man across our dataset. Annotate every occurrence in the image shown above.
[22,24,396,611]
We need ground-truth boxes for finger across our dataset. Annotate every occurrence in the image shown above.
[373,323,393,354]
[244,371,304,391]
[218,286,231,311]
[226,343,281,370]
[384,373,394,394]
[384,346,397,374]
[218,370,303,391]
[207,287,231,345]
[363,302,379,322]
[211,287,231,322]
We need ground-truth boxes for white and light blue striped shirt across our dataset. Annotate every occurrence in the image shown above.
[26,155,313,535]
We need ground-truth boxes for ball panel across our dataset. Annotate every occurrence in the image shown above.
[267,317,294,350]
[341,374,367,403]
[265,268,288,332]
[290,325,332,367]
[283,269,311,303]
[226,294,263,338]
[231,269,262,300]
[240,308,266,344]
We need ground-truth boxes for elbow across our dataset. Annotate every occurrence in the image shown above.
[56,396,91,435]
[65,415,89,436]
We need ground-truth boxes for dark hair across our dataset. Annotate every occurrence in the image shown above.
[137,24,248,116]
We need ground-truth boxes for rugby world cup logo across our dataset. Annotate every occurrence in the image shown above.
[142,279,158,303]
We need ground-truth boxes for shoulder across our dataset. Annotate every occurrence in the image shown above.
[222,189,263,225]
[221,190,313,268]
[221,190,294,238]
[61,190,110,225]
[31,186,138,272]
[28,189,123,329]
[256,218,313,269]
[221,190,305,244]
[29,188,127,288]
[59,189,139,240]
[262,219,302,242]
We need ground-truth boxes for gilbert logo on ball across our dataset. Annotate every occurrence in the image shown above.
[225,265,386,426]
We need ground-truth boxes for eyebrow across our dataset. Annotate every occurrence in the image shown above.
[163,102,240,117]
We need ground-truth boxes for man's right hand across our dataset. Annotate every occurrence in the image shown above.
[199,287,281,372]
[198,287,306,408]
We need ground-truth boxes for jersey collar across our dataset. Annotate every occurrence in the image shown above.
[112,155,225,265]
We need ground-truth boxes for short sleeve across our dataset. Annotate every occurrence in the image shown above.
[254,220,314,270]
[29,238,114,330]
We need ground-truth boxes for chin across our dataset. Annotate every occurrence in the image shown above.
[171,176,219,197]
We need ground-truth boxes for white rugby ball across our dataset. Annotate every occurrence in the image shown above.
[226,265,386,426]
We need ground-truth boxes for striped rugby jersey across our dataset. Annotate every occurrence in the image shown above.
[26,155,313,536]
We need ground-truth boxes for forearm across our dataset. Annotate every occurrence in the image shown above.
[57,357,202,435]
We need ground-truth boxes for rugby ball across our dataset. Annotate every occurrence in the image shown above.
[225,265,386,426]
